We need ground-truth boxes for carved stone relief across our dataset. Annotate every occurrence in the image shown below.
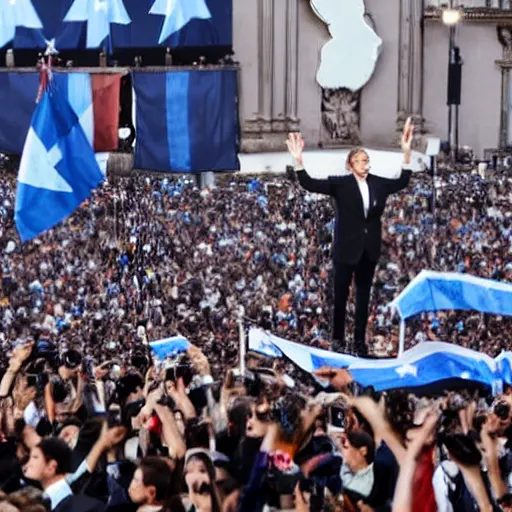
[321,88,362,145]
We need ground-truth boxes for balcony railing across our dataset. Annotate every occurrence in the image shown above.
[425,1,512,21]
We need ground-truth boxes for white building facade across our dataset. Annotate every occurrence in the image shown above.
[233,0,512,159]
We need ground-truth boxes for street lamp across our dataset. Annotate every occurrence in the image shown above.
[442,3,463,163]
[442,8,462,26]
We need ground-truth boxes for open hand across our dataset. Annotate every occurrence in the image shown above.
[405,408,440,459]
[400,116,414,156]
[10,342,34,372]
[286,133,305,166]
[314,367,353,390]
[99,423,127,450]
[187,345,211,377]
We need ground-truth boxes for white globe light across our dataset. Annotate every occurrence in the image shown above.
[442,8,462,25]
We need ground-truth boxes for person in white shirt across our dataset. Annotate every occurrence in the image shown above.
[23,437,73,510]
[23,437,105,512]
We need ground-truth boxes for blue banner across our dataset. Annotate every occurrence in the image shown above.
[132,69,240,173]
[248,328,502,393]
[2,0,232,50]
[15,79,103,241]
[389,271,512,321]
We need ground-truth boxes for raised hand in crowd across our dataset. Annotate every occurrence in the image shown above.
[392,408,439,512]
[314,367,354,390]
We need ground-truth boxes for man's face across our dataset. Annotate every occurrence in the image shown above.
[340,437,368,473]
[348,151,370,180]
[128,468,153,505]
[23,447,54,483]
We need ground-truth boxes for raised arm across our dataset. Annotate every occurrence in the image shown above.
[384,116,414,195]
[384,169,412,195]
[286,132,334,196]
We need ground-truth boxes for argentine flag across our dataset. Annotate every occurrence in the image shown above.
[15,84,103,242]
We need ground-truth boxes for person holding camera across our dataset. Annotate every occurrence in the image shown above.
[286,118,415,356]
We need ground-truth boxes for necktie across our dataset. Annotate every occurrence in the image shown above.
[40,496,52,511]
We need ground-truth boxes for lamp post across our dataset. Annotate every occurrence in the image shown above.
[442,3,462,164]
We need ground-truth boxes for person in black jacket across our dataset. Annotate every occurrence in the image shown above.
[23,437,106,512]
[286,118,415,356]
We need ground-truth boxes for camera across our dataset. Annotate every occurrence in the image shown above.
[494,401,510,421]
[330,406,346,429]
[163,354,194,387]
[107,408,122,428]
[25,358,50,393]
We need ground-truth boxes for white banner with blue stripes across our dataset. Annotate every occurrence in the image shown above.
[248,328,503,392]
[389,270,512,320]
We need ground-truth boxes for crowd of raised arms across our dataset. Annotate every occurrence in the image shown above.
[0,168,510,511]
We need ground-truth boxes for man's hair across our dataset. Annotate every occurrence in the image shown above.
[37,437,72,475]
[346,430,375,465]
[116,373,144,404]
[345,148,368,171]
[138,457,173,502]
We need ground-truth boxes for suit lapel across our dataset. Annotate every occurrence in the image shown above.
[349,174,365,219]
[366,174,374,216]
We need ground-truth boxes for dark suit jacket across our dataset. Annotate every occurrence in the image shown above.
[297,168,412,264]
[53,494,106,512]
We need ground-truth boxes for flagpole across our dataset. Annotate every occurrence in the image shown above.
[398,319,406,357]
[237,306,246,376]
[114,195,118,243]
[36,40,59,103]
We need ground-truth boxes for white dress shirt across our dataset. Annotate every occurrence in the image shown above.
[43,478,73,510]
[340,462,375,497]
[355,177,370,218]
[432,460,457,512]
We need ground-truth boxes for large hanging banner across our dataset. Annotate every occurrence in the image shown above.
[1,0,232,51]
[132,68,240,173]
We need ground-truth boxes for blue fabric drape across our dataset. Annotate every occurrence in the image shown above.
[0,72,39,154]
[132,69,240,173]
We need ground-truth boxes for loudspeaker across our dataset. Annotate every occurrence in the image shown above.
[447,63,462,105]
[447,47,462,105]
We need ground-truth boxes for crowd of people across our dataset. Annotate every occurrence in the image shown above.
[0,164,510,511]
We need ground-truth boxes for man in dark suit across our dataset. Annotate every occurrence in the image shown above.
[23,437,105,512]
[286,118,415,356]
